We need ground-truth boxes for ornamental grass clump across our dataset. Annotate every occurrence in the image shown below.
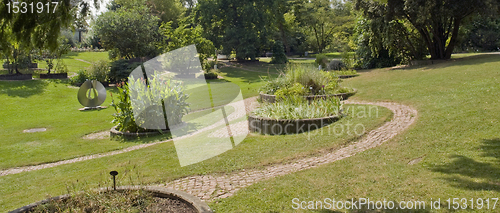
[260,64,352,97]
[111,72,189,133]
[252,96,342,120]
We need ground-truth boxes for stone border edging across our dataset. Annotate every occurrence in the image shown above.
[248,114,340,135]
[109,126,170,139]
[9,186,212,213]
[259,89,357,103]
[39,73,68,79]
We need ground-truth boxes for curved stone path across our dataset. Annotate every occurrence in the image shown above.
[0,99,417,204]
[162,101,418,201]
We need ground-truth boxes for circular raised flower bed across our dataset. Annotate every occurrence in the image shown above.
[10,186,213,213]
[248,114,340,135]
[259,88,357,103]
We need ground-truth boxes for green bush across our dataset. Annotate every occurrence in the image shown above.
[108,59,142,83]
[315,54,328,69]
[69,70,89,85]
[252,96,342,120]
[111,72,190,133]
[204,69,219,79]
[270,40,288,64]
[275,83,307,100]
[87,60,109,82]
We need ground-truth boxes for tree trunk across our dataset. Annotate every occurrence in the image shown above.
[279,22,290,55]
[444,18,462,59]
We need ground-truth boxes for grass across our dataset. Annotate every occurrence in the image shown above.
[0,103,391,211]
[0,54,391,210]
[211,53,500,212]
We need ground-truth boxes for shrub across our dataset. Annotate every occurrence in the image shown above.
[108,59,142,83]
[87,60,109,82]
[315,54,328,69]
[69,70,89,85]
[203,69,219,79]
[53,59,68,74]
[111,72,190,133]
[270,40,288,64]
[327,60,344,71]
[274,83,307,100]
[252,96,342,120]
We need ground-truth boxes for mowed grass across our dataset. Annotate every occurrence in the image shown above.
[211,53,500,212]
[0,103,391,211]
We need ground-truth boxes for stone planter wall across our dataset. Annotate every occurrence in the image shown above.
[259,89,357,104]
[9,186,212,213]
[248,114,340,135]
[40,73,68,79]
[110,126,169,140]
[0,74,32,80]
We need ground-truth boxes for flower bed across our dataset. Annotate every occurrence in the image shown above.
[250,97,343,135]
[259,64,356,103]
[259,88,357,103]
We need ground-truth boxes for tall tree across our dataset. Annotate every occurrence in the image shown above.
[294,0,355,53]
[356,0,498,59]
[196,0,274,61]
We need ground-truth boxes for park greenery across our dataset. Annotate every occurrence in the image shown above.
[252,96,342,119]
[1,0,500,211]
[260,64,353,98]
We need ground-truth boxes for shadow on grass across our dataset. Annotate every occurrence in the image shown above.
[397,54,500,72]
[432,138,500,192]
[0,79,49,97]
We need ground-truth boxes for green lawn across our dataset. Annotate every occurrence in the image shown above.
[212,53,500,212]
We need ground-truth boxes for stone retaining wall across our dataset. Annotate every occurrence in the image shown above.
[248,115,340,135]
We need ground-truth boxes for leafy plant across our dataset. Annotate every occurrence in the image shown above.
[111,72,190,133]
[252,96,342,120]
[69,70,89,85]
[270,40,288,64]
[108,59,142,83]
[275,83,307,100]
[87,60,109,82]
[204,69,219,79]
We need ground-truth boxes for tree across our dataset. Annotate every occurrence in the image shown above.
[294,0,356,53]
[355,0,498,59]
[94,5,160,59]
[196,0,274,61]
[158,16,215,69]
[459,15,500,51]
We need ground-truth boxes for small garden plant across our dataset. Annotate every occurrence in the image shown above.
[111,72,190,133]
[252,96,342,120]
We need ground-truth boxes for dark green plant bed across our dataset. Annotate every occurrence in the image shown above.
[10,186,212,213]
[39,73,68,79]
[259,88,357,103]
[0,74,33,80]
